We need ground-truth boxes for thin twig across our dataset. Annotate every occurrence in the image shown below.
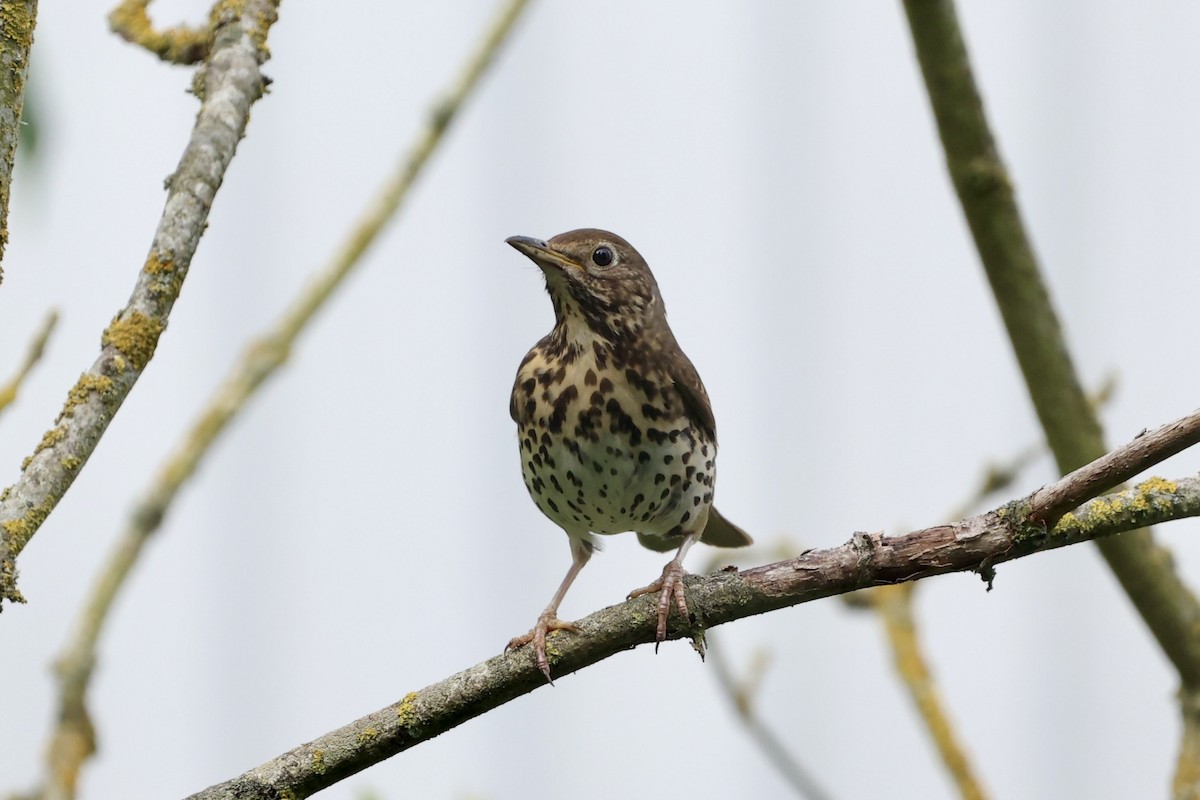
[183,406,1200,799]
[708,644,836,800]
[868,584,988,800]
[20,2,530,798]
[0,309,57,417]
[0,0,280,607]
[903,0,1200,698]
[108,0,212,65]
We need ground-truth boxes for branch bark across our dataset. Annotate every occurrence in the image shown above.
[0,0,38,283]
[184,406,1200,799]
[16,1,530,796]
[902,0,1200,696]
[0,0,279,607]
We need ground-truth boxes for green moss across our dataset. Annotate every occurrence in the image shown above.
[102,311,165,371]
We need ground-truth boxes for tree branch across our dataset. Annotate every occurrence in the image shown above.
[0,0,279,607]
[108,0,212,65]
[0,308,56,417]
[0,0,37,283]
[902,0,1200,696]
[11,1,531,797]
[184,407,1200,799]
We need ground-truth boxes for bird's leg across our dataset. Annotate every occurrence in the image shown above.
[628,531,699,648]
[506,538,593,683]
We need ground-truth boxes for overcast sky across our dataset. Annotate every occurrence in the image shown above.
[5,2,1200,799]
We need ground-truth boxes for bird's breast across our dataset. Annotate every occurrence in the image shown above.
[512,344,716,538]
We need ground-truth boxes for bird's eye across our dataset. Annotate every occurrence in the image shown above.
[592,246,615,267]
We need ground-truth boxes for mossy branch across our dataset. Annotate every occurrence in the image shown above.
[0,0,280,608]
[183,409,1200,799]
[108,0,212,65]
[0,0,38,283]
[12,2,531,797]
[902,0,1200,701]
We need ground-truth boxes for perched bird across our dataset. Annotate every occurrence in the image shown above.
[504,229,751,681]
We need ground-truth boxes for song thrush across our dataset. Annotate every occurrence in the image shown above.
[504,229,751,682]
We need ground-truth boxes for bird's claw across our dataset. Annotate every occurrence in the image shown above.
[506,612,581,683]
[628,560,689,648]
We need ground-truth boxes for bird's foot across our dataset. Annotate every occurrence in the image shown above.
[628,559,689,649]
[506,612,581,683]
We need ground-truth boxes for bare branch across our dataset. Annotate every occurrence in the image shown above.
[0,0,37,283]
[183,407,1200,799]
[1031,412,1200,525]
[903,0,1200,693]
[0,0,280,607]
[108,0,212,65]
[0,309,56,417]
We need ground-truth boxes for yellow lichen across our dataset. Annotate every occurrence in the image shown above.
[355,727,379,746]
[1137,476,1178,495]
[209,0,276,62]
[102,311,165,371]
[310,749,326,775]
[2,501,52,550]
[396,692,419,727]
[60,373,115,419]
[143,250,175,275]
[35,426,66,454]
[61,456,82,471]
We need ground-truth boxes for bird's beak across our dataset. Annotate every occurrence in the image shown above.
[505,235,581,272]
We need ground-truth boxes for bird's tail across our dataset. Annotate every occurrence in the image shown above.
[700,507,753,548]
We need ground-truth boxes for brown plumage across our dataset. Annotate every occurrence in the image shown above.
[504,228,751,682]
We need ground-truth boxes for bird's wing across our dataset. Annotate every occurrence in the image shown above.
[670,351,717,445]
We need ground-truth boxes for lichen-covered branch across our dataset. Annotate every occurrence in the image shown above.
[13,1,530,796]
[184,468,1200,800]
[0,0,280,608]
[0,0,38,283]
[902,0,1200,699]
[0,309,56,417]
[109,0,211,65]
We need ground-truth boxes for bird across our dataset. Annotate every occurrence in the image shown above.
[504,228,751,682]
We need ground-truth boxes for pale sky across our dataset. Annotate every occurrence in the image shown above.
[5,2,1200,798]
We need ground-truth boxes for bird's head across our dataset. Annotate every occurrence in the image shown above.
[506,229,665,346]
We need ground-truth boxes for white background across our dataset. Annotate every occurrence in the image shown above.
[5,2,1200,798]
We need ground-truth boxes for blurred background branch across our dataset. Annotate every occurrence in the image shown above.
[189,458,1200,798]
[108,0,212,65]
[903,5,1200,791]
[0,308,56,418]
[14,0,531,797]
